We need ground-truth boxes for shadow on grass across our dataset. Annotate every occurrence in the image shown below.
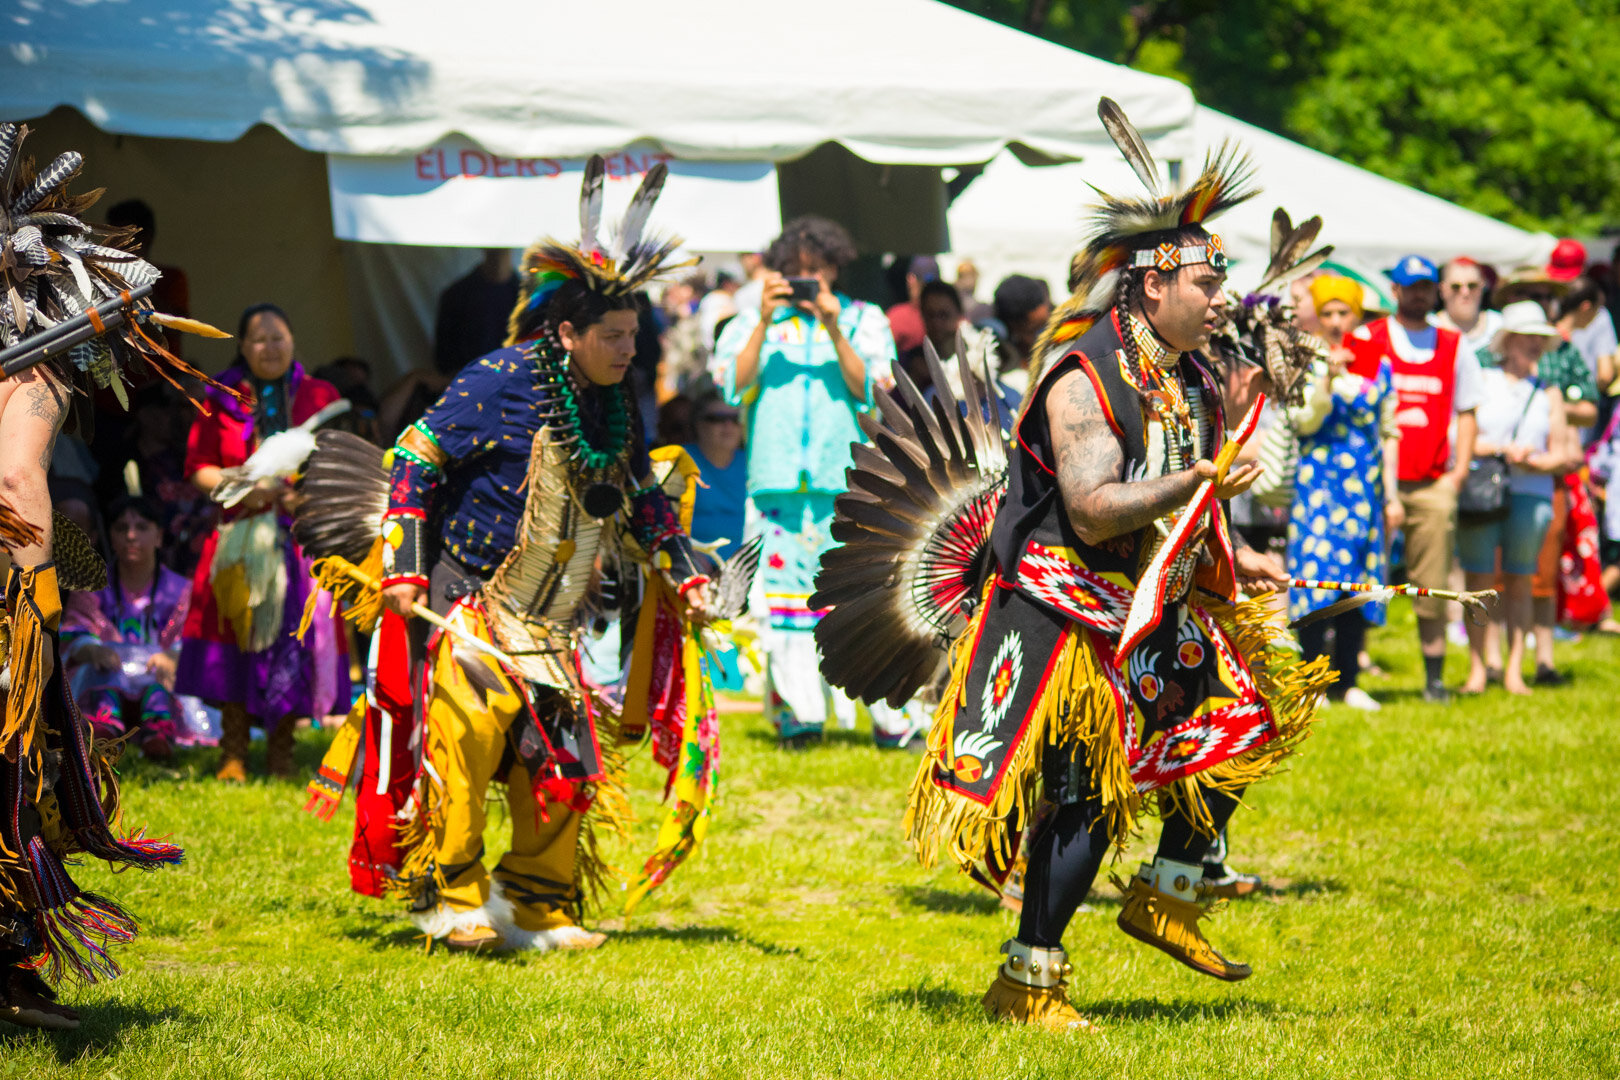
[1259,878,1347,901]
[339,919,804,959]
[1,1000,193,1063]
[609,924,803,957]
[876,982,982,1023]
[879,986,1286,1027]
[894,885,1003,916]
[1077,996,1283,1023]
[342,918,431,952]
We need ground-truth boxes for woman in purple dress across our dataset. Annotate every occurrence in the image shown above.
[61,495,194,760]
[175,304,350,780]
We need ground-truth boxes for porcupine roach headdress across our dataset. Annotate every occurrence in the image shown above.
[505,155,697,344]
[1031,97,1260,370]
[0,123,231,404]
[1206,208,1334,408]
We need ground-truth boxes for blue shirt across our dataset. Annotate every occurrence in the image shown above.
[681,443,748,559]
[389,345,673,578]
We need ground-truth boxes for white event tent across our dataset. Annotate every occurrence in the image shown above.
[947,106,1557,304]
[1,0,1196,376]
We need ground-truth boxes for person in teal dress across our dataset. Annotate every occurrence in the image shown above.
[1288,276,1401,710]
[712,216,921,748]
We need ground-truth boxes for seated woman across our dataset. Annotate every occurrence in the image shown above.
[61,494,192,760]
[1459,302,1571,695]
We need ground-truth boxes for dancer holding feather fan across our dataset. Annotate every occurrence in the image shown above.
[814,100,1333,1031]
[292,157,728,952]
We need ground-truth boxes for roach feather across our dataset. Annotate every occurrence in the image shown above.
[1098,97,1162,197]
[577,155,605,255]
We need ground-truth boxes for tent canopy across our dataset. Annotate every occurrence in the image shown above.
[3,0,1194,166]
[947,106,1557,299]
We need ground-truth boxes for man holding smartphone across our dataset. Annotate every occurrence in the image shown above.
[713,215,920,749]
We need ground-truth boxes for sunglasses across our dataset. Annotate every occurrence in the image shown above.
[1446,282,1483,293]
[700,413,740,425]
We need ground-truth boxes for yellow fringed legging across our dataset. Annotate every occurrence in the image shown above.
[425,623,581,933]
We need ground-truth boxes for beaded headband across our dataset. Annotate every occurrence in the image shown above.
[1131,234,1228,273]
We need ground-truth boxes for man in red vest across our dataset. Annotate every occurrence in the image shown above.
[1348,255,1483,702]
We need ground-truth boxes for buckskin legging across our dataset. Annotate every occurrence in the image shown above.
[1018,787,1245,949]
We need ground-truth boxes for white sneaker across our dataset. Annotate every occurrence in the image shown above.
[1341,687,1381,711]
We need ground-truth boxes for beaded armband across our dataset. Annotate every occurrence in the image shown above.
[379,509,429,588]
[394,420,448,475]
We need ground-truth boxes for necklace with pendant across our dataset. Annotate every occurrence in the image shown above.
[530,333,632,518]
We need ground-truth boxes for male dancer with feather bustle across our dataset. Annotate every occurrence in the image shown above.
[293,157,721,953]
[0,124,231,1030]
[812,100,1333,1032]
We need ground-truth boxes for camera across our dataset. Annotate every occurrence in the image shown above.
[787,277,821,304]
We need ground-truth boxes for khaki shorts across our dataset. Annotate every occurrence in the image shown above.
[1397,478,1457,621]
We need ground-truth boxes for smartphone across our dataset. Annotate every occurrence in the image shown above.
[787,277,821,304]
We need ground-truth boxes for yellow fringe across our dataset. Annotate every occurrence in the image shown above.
[1,564,59,763]
[572,702,632,918]
[906,590,1332,872]
[383,772,439,906]
[904,584,1137,874]
[298,538,386,641]
[1148,596,1334,835]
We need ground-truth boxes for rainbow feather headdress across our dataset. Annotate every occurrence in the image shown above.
[506,154,697,343]
[1032,98,1260,370]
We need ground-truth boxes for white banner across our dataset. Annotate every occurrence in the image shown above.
[328,137,780,251]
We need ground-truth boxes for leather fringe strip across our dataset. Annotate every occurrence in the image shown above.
[904,587,1137,876]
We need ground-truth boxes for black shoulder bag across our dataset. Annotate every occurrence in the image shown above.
[1457,378,1538,525]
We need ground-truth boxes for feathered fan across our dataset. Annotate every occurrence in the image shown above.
[291,430,390,564]
[810,332,1009,708]
[0,123,231,406]
[1207,207,1334,407]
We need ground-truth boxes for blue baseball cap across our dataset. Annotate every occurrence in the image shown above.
[1386,254,1439,286]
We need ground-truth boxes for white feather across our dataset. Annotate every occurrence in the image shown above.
[211,399,352,507]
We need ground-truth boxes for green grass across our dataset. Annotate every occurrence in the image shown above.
[6,606,1619,1078]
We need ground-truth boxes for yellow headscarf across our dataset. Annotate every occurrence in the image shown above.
[1309,274,1363,317]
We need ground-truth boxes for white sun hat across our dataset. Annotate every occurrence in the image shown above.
[1495,299,1560,340]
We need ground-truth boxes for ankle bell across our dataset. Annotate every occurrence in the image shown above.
[998,939,1073,990]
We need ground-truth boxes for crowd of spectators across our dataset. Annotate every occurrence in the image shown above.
[52,198,1620,762]
[1256,241,1620,707]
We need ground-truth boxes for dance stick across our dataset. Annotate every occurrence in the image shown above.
[1287,578,1498,629]
[322,555,519,669]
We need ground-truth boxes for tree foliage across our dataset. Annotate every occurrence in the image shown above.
[947,0,1620,236]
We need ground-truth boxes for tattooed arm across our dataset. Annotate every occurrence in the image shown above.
[1047,367,1263,546]
[1048,368,1201,544]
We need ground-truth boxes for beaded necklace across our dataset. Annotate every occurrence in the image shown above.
[1125,313,1195,467]
[529,332,631,470]
[528,330,635,519]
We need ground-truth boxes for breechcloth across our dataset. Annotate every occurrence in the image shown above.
[425,610,581,932]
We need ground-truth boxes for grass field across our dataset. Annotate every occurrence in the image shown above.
[5,607,1619,1079]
